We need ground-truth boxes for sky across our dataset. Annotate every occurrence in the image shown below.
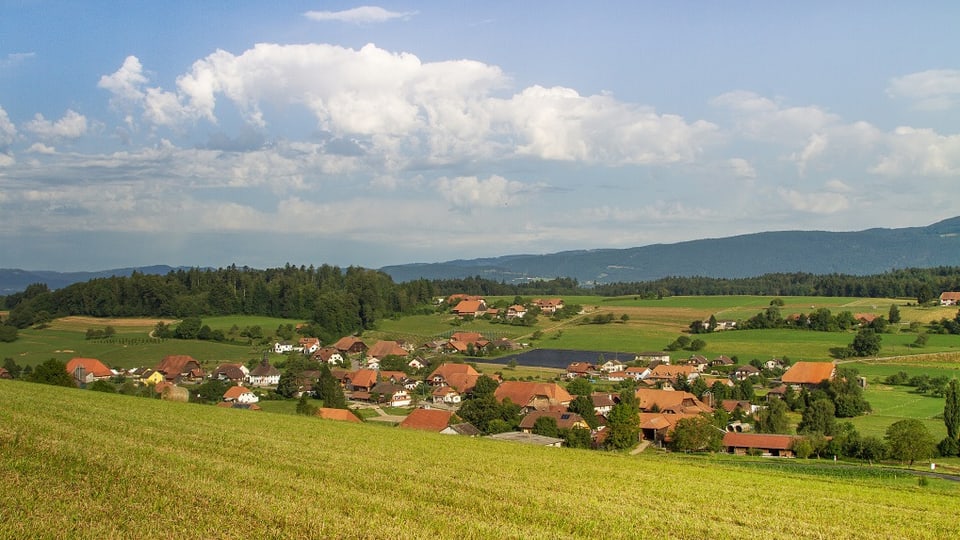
[1,1,959,272]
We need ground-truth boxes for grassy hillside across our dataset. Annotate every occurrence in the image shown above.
[2,380,959,539]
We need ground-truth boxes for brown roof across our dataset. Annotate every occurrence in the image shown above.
[65,357,112,378]
[212,363,246,380]
[494,381,572,409]
[250,361,280,377]
[721,400,753,413]
[156,355,202,378]
[941,292,960,301]
[313,347,342,362]
[519,410,588,431]
[591,392,617,408]
[647,365,695,380]
[349,369,379,389]
[316,408,361,423]
[453,300,484,314]
[723,432,797,451]
[567,362,594,373]
[368,340,409,358]
[635,389,712,414]
[429,363,479,380]
[399,408,453,432]
[781,361,836,385]
[450,331,485,344]
[333,336,367,352]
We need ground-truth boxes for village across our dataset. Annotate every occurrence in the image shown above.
[30,292,874,457]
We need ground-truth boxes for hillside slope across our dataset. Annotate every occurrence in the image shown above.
[1,381,958,538]
[382,217,960,283]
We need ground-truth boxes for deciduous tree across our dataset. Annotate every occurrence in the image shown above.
[886,419,935,465]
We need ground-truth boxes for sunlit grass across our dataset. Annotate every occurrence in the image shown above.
[1,381,959,539]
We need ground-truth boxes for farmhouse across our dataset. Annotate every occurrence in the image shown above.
[635,389,712,415]
[432,385,462,405]
[223,385,259,404]
[506,304,527,319]
[566,362,595,379]
[452,299,487,318]
[313,347,344,365]
[274,341,294,354]
[781,361,836,388]
[65,357,113,383]
[247,359,280,387]
[155,355,204,382]
[494,381,572,412]
[367,340,410,360]
[211,363,248,382]
[941,292,960,305]
[333,336,368,355]
[399,408,453,432]
[722,432,799,457]
[646,364,698,384]
[532,298,564,314]
[298,337,321,355]
[518,411,589,433]
[731,365,760,381]
[428,363,483,393]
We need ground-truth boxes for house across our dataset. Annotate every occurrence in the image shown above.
[781,361,836,388]
[636,352,670,364]
[407,357,427,370]
[140,369,165,386]
[591,393,617,415]
[764,358,785,371]
[639,412,703,444]
[599,359,625,373]
[854,313,877,326]
[347,369,379,393]
[313,347,345,366]
[452,299,487,318]
[506,304,527,320]
[448,332,490,354]
[625,366,651,381]
[941,292,960,306]
[687,355,710,372]
[566,362,595,379]
[518,411,589,433]
[399,408,453,432]
[428,363,482,393]
[494,381,572,412]
[604,371,628,382]
[298,337,321,355]
[155,355,204,382]
[646,365,698,384]
[732,365,760,381]
[635,389,712,415]
[333,336,368,355]
[65,357,113,383]
[722,432,799,457]
[432,385,462,405]
[274,341,294,354]
[223,385,259,404]
[0,367,11,379]
[367,340,409,360]
[532,298,564,314]
[711,355,734,367]
[766,385,789,400]
[212,363,249,382]
[486,431,564,447]
[364,358,381,371]
[247,359,281,387]
[371,382,411,407]
[316,408,362,423]
[721,400,758,415]
[379,370,407,384]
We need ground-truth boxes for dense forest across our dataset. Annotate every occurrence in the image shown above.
[2,265,960,344]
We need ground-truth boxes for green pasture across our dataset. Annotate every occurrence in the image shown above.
[2,381,959,538]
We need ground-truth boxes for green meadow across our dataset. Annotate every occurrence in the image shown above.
[2,381,959,539]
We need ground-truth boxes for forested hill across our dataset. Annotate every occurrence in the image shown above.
[381,217,960,284]
[0,265,182,294]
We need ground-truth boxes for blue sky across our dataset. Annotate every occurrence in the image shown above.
[1,2,959,271]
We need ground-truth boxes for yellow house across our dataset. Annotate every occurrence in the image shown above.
[141,369,165,386]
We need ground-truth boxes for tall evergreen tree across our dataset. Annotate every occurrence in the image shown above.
[944,379,960,441]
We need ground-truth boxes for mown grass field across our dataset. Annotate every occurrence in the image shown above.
[2,380,959,539]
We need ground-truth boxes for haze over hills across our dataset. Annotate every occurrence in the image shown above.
[2,218,960,294]
[380,217,960,284]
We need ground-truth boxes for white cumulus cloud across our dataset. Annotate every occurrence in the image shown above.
[887,69,960,111]
[778,186,849,214]
[871,126,960,177]
[728,158,756,179]
[304,6,416,23]
[436,174,533,210]
[23,109,88,139]
[0,105,17,146]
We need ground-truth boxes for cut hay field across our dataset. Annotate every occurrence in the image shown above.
[2,380,959,539]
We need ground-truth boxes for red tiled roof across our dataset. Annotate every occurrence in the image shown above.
[399,408,453,432]
[494,381,572,409]
[316,408,361,423]
[723,432,797,451]
[350,369,378,389]
[333,336,367,352]
[519,410,587,431]
[65,357,112,378]
[223,386,252,400]
[941,292,960,302]
[368,340,409,358]
[453,300,485,314]
[781,361,836,385]
[635,389,711,414]
[647,365,695,380]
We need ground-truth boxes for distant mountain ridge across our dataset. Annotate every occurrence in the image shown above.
[0,265,181,294]
[3,218,960,294]
[380,217,960,284]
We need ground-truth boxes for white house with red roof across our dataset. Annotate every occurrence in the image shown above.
[223,385,259,404]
